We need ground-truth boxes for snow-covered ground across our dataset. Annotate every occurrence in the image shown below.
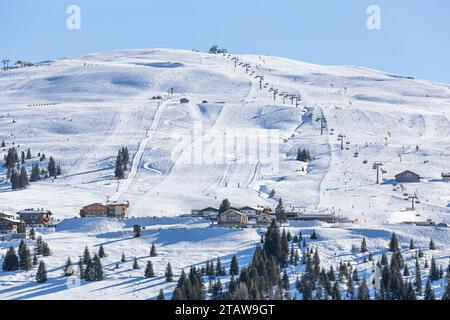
[0,48,449,299]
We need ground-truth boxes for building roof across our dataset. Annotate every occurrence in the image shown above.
[18,208,52,215]
[395,170,420,178]
[107,201,130,207]
[239,206,261,211]
[220,209,247,217]
[0,215,22,224]
[199,207,219,212]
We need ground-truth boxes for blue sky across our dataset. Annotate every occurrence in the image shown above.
[2,0,450,83]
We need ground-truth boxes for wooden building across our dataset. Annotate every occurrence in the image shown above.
[441,172,450,181]
[80,203,108,218]
[239,206,261,218]
[255,213,274,227]
[293,214,336,224]
[107,201,130,218]
[395,170,420,183]
[17,209,53,227]
[0,212,23,233]
[217,209,249,228]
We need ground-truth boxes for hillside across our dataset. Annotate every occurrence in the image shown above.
[0,48,449,223]
[1,48,450,300]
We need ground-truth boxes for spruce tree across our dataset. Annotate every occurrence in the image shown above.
[165,263,173,282]
[310,230,318,240]
[32,253,38,266]
[429,238,436,250]
[82,246,91,265]
[442,278,450,300]
[218,199,231,214]
[429,257,439,281]
[332,281,341,300]
[132,257,140,270]
[133,225,142,238]
[230,255,239,276]
[64,257,73,276]
[98,245,106,258]
[2,247,19,271]
[157,289,165,300]
[121,252,126,263]
[29,227,36,240]
[150,243,157,257]
[358,278,370,300]
[409,239,415,250]
[36,261,47,283]
[41,242,51,257]
[93,254,103,281]
[424,279,435,300]
[144,261,155,278]
[275,198,287,223]
[360,238,368,253]
[389,233,400,252]
[48,157,56,177]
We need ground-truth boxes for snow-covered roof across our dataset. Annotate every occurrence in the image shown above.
[18,208,52,215]
[107,201,130,207]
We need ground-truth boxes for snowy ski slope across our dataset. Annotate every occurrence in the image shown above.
[1,48,450,300]
[0,48,448,223]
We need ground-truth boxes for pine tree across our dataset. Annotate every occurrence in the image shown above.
[30,164,40,182]
[150,243,157,257]
[157,289,165,300]
[347,277,355,299]
[48,156,56,177]
[133,225,142,238]
[82,246,91,265]
[358,278,370,300]
[20,248,32,271]
[310,230,318,240]
[282,269,290,291]
[389,233,400,252]
[121,252,126,263]
[218,199,231,214]
[409,239,415,250]
[29,227,36,240]
[442,278,450,300]
[64,257,73,276]
[98,245,106,258]
[332,281,341,300]
[275,198,287,223]
[424,279,435,300]
[2,247,19,271]
[429,238,436,250]
[215,257,225,276]
[114,151,125,179]
[36,261,47,283]
[144,261,155,278]
[78,258,85,280]
[230,255,239,276]
[165,263,173,282]
[32,253,38,266]
[132,257,140,270]
[35,236,44,255]
[26,148,32,160]
[41,242,51,257]
[172,287,183,300]
[360,238,368,253]
[93,254,103,281]
[403,265,410,277]
[429,257,440,281]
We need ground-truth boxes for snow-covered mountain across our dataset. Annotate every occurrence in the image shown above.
[0,48,449,223]
[1,48,450,300]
